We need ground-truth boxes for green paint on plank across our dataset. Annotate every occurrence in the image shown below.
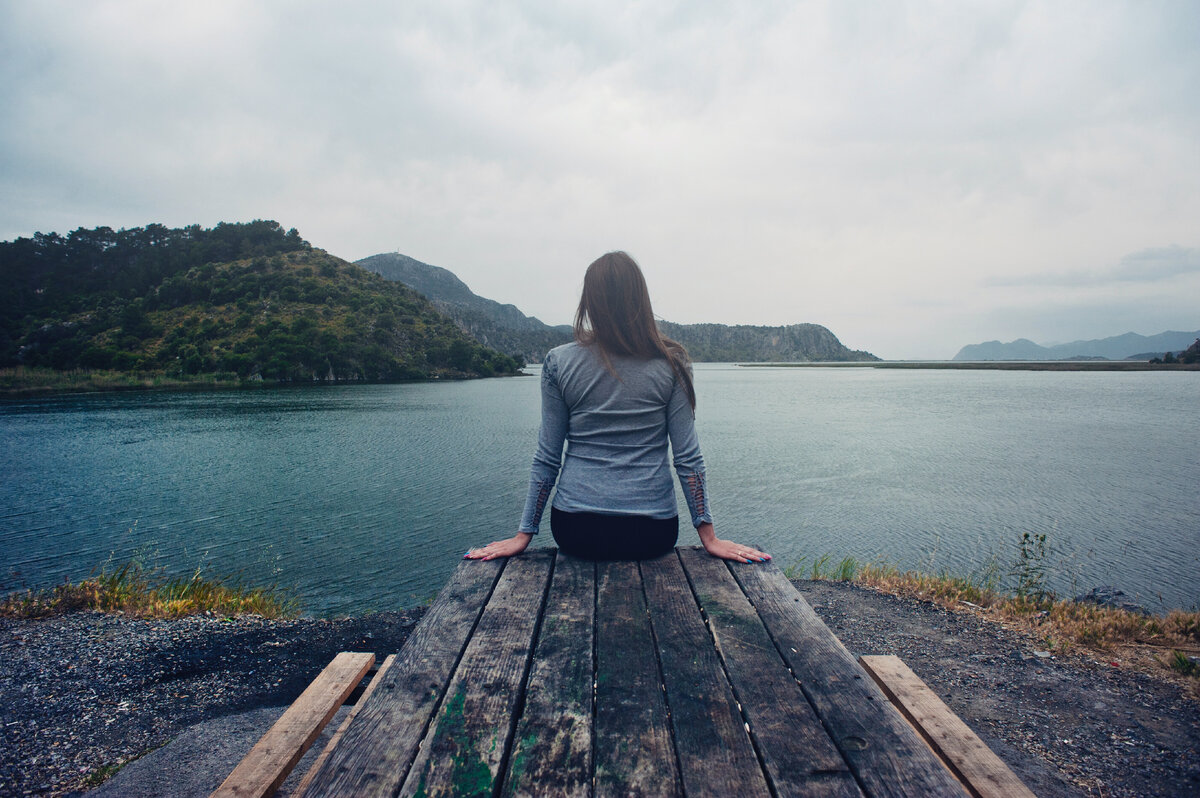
[502,732,538,796]
[417,686,495,798]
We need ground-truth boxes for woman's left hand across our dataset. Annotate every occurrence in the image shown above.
[704,538,772,563]
[696,523,771,563]
[464,532,533,561]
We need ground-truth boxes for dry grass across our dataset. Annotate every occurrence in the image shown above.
[0,560,299,620]
[854,560,1001,608]
[795,555,1200,690]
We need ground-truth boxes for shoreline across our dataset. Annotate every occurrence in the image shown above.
[6,359,1196,401]
[0,367,531,400]
[2,580,1197,797]
[739,360,1200,371]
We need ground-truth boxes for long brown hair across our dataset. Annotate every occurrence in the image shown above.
[573,251,696,409]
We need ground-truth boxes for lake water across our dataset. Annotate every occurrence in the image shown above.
[2,366,1197,615]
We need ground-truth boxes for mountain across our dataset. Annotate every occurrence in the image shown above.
[360,252,879,363]
[954,330,1200,361]
[0,222,521,382]
[357,252,572,361]
[657,321,879,362]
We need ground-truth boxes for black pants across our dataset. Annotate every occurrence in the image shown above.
[551,507,678,561]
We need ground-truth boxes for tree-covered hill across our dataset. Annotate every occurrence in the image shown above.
[0,222,521,383]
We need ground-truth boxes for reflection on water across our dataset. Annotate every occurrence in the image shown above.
[2,367,1197,615]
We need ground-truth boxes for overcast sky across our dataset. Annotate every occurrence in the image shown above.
[2,1,1197,358]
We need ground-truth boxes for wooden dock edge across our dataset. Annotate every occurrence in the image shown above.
[293,653,396,796]
[211,651,376,798]
[858,654,1037,798]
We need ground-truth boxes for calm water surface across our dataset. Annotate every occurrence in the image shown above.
[2,366,1197,614]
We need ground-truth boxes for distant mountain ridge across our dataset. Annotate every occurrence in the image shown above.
[359,252,879,363]
[954,330,1200,361]
[357,253,572,361]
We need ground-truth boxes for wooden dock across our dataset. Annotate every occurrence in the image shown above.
[219,547,1031,797]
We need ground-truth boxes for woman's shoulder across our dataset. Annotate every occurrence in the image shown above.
[548,342,672,377]
[542,341,587,382]
[545,341,580,366]
[548,341,580,357]
[549,340,607,364]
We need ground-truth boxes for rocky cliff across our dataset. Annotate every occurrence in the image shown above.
[359,252,879,363]
[657,321,879,362]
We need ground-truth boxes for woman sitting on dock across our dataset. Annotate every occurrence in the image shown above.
[467,251,771,564]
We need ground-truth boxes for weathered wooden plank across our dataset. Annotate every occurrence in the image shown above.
[501,553,595,798]
[859,656,1036,798]
[594,559,682,798]
[677,547,862,798]
[297,557,505,797]
[400,550,555,798]
[213,651,374,798]
[639,552,771,798]
[731,563,969,797]
[294,654,396,796]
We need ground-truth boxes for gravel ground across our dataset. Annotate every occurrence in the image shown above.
[0,610,423,797]
[1,581,1197,797]
[800,580,1200,798]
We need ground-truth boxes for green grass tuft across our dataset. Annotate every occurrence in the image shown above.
[1167,650,1198,678]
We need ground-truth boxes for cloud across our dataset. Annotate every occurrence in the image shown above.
[2,0,1199,358]
[1113,246,1200,281]
[989,246,1200,288]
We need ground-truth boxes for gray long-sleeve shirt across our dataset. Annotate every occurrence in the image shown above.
[518,341,713,534]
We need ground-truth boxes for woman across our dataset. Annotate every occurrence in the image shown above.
[466,252,770,563]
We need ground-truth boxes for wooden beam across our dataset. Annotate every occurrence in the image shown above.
[641,551,773,797]
[399,550,555,798]
[593,559,682,797]
[730,561,969,797]
[297,557,505,797]
[212,651,374,798]
[293,654,396,796]
[859,655,1037,798]
[677,548,861,798]
[501,553,595,798]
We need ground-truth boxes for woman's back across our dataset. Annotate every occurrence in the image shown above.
[466,251,769,565]
[541,342,702,519]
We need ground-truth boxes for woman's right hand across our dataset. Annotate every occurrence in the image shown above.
[464,532,533,561]
[696,523,771,563]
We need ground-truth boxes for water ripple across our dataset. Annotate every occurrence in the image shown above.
[2,371,1197,613]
